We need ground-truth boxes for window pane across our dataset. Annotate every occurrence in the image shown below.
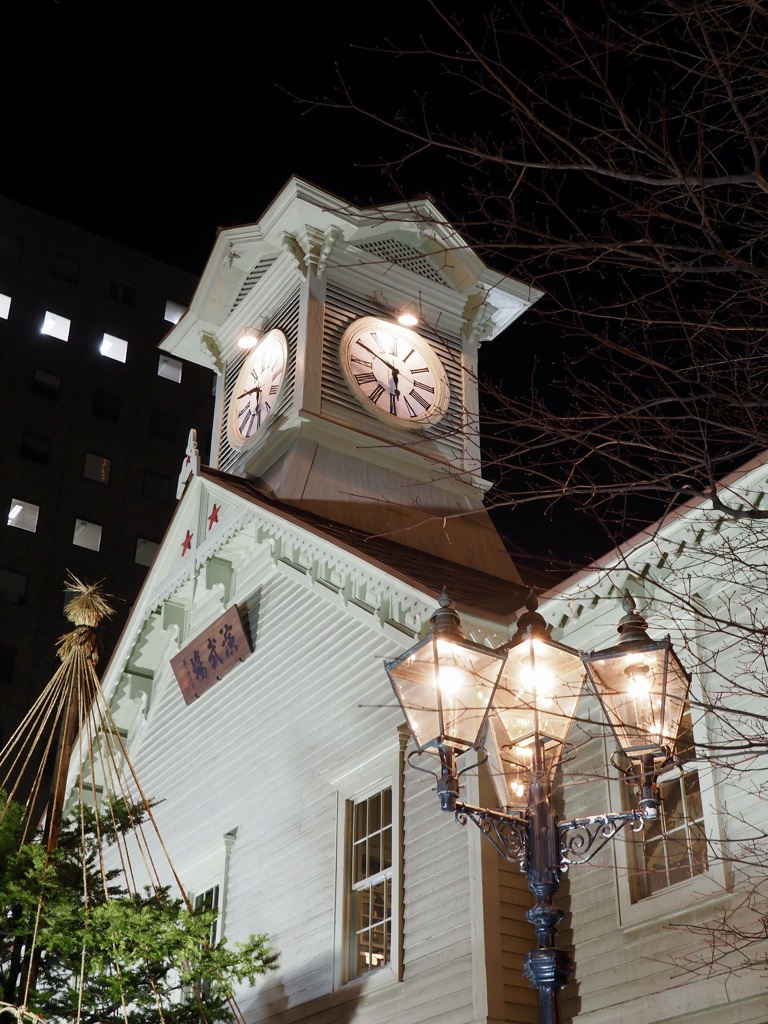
[100,333,128,363]
[0,232,22,262]
[109,278,136,306]
[32,369,61,398]
[53,255,80,283]
[83,453,111,485]
[158,355,183,382]
[0,569,27,604]
[348,787,393,979]
[41,311,70,341]
[7,499,39,533]
[73,519,102,551]
[629,769,707,903]
[0,293,10,319]
[150,409,177,441]
[143,472,170,504]
[0,645,16,682]
[92,389,121,421]
[164,299,186,324]
[135,537,159,567]
[20,432,51,465]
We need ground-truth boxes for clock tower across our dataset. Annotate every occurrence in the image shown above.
[160,178,541,582]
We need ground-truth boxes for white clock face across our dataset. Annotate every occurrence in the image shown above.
[340,317,449,427]
[227,329,287,447]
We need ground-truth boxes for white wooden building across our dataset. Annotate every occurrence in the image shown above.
[538,453,768,1024]
[66,179,768,1024]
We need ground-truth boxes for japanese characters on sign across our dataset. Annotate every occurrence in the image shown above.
[170,605,252,705]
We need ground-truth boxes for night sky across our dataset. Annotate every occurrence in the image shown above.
[5,6,437,274]
[4,3,606,572]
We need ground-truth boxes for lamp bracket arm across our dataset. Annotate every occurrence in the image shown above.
[453,801,530,869]
[558,810,645,868]
[456,746,488,780]
[406,749,442,781]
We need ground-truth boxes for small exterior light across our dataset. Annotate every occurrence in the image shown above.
[396,306,419,327]
[485,593,584,808]
[581,592,691,758]
[237,328,259,350]
[385,589,506,753]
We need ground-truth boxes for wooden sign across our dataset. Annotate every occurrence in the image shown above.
[170,605,252,705]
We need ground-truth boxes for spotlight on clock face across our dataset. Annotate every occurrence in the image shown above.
[397,306,419,327]
[237,328,260,350]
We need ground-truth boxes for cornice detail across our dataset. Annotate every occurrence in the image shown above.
[280,226,344,278]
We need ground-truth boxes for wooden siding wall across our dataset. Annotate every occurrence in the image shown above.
[118,553,494,1024]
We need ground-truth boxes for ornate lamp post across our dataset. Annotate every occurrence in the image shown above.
[384,590,692,1024]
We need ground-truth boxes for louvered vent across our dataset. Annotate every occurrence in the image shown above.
[321,284,465,462]
[229,255,280,314]
[218,289,301,474]
[357,240,450,287]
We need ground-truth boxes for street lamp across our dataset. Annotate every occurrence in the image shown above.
[384,589,692,1024]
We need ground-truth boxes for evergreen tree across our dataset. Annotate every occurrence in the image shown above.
[0,792,278,1023]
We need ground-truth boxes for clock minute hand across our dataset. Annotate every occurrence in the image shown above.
[357,340,398,374]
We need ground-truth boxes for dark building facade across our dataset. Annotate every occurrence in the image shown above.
[0,197,214,760]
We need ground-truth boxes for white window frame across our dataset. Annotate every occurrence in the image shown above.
[609,672,730,928]
[174,830,237,1008]
[330,736,405,992]
[0,293,10,319]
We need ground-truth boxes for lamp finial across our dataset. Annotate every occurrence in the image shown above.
[616,591,651,646]
[512,589,549,639]
[429,587,464,637]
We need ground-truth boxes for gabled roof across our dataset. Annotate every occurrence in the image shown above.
[199,465,529,622]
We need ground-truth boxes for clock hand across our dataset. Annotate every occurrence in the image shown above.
[356,340,399,375]
[237,383,262,399]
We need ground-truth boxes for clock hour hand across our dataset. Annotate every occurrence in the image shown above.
[237,383,262,399]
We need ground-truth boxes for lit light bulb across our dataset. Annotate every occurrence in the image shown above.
[397,306,419,326]
[238,328,259,349]
[626,663,651,698]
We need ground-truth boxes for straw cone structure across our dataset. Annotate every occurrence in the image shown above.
[0,575,253,1024]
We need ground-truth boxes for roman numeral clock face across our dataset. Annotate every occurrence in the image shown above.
[340,317,450,428]
[227,329,287,449]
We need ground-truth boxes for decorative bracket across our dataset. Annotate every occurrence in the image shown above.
[453,802,646,872]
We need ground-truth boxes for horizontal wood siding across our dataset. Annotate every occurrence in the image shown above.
[118,560,489,1024]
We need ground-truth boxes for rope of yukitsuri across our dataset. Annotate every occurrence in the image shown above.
[0,1004,49,1022]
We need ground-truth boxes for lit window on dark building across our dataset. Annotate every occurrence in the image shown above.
[83,453,112,485]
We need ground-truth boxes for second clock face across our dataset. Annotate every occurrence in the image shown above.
[227,329,287,447]
[340,317,449,427]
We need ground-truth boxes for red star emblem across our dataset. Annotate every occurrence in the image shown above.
[181,530,193,556]
[207,504,221,530]
[185,454,191,465]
